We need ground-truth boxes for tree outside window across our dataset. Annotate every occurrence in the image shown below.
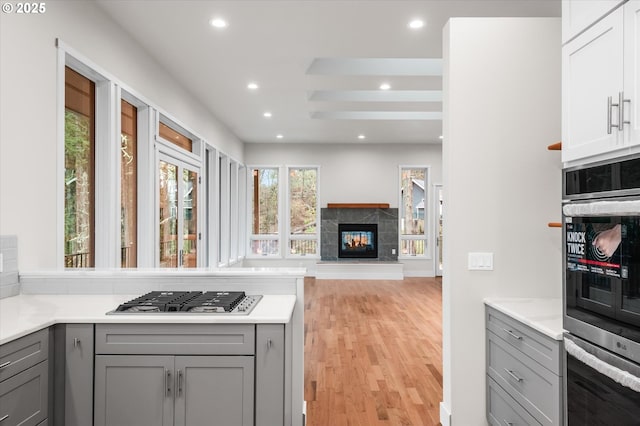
[400,167,427,256]
[289,168,318,256]
[64,67,95,268]
[250,168,279,255]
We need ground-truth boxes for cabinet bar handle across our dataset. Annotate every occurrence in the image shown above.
[502,420,513,426]
[503,329,522,340]
[620,91,631,128]
[166,370,171,396]
[178,369,183,396]
[73,337,80,348]
[0,361,10,369]
[608,96,620,134]
[0,415,8,422]
[504,368,524,383]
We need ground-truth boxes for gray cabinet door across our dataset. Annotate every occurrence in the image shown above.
[0,360,48,426]
[65,324,94,426]
[94,355,174,426]
[255,324,285,426]
[174,356,254,426]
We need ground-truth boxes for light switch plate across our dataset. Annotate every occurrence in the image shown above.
[468,252,493,270]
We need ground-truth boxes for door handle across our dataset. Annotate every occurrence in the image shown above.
[0,414,9,422]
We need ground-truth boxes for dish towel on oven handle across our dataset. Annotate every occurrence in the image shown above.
[565,338,640,393]
[563,200,640,217]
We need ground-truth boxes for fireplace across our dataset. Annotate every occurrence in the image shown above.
[338,223,378,259]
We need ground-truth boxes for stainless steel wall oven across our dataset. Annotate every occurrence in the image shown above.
[563,154,640,424]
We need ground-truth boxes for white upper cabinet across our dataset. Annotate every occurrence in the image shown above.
[562,1,640,164]
[624,1,640,146]
[562,0,626,43]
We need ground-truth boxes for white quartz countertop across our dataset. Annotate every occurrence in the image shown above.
[484,298,564,340]
[0,294,296,345]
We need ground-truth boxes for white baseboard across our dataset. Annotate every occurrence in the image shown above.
[439,401,451,426]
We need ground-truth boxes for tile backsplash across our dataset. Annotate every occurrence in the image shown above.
[0,235,19,298]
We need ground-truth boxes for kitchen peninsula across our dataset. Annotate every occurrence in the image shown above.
[0,268,305,426]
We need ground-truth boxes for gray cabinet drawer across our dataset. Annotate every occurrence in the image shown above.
[0,329,48,382]
[95,324,255,355]
[0,360,48,426]
[487,376,541,426]
[487,331,561,426]
[486,307,562,375]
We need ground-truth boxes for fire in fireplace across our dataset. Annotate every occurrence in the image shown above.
[338,223,378,258]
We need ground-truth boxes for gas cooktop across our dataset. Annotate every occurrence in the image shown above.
[107,291,261,315]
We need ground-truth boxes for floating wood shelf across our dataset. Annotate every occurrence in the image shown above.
[548,222,562,228]
[547,142,562,151]
[327,203,390,209]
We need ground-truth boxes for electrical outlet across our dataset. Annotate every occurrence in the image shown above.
[391,248,396,255]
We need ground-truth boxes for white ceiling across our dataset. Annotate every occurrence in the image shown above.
[96,0,560,145]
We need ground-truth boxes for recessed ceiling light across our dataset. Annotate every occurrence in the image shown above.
[379,83,391,90]
[209,18,228,28]
[408,19,425,29]
[276,134,284,139]
[358,134,366,140]
[263,112,272,118]
[247,82,259,90]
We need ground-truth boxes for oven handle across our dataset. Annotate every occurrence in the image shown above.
[563,200,640,217]
[565,335,640,393]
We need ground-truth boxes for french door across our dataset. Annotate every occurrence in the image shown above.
[158,155,200,268]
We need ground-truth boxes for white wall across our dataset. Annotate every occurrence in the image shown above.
[244,143,443,276]
[441,18,562,425]
[0,1,243,270]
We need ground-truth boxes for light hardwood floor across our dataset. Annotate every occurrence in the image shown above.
[304,277,443,426]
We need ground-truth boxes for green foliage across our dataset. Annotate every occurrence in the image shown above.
[64,109,92,256]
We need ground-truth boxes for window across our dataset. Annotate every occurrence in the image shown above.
[120,100,137,268]
[158,157,199,268]
[288,167,318,256]
[59,45,221,270]
[250,168,279,256]
[159,122,192,152]
[400,167,429,257]
[64,66,95,268]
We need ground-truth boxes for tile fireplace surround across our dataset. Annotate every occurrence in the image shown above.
[320,206,399,261]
